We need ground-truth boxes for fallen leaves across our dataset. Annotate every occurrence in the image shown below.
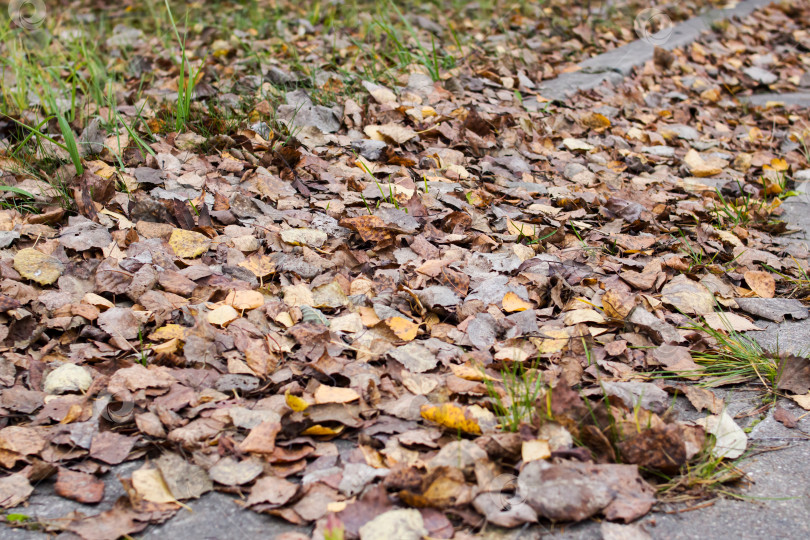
[55,469,105,504]
[364,123,418,145]
[661,275,716,315]
[684,148,726,177]
[132,468,177,504]
[385,316,419,341]
[502,291,532,312]
[3,1,810,536]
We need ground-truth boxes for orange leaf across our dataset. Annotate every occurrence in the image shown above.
[502,291,532,312]
[386,317,419,341]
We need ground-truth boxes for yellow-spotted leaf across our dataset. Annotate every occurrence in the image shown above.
[168,229,211,259]
[149,324,185,341]
[14,248,64,285]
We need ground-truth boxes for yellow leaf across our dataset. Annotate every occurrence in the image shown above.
[502,291,532,312]
[327,501,348,513]
[275,312,294,328]
[132,468,177,504]
[506,219,537,238]
[148,324,185,341]
[60,403,84,424]
[207,305,240,327]
[301,424,345,436]
[768,158,789,172]
[14,248,64,285]
[563,309,607,325]
[684,149,724,177]
[522,439,551,462]
[168,229,211,259]
[450,363,497,382]
[420,403,482,435]
[386,317,419,341]
[285,390,309,412]
[83,292,114,309]
[520,439,551,463]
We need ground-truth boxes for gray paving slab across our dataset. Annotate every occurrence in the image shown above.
[533,0,775,102]
[742,92,810,107]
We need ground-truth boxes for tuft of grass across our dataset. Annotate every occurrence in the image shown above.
[710,184,752,228]
[675,315,782,391]
[9,113,83,176]
[482,359,546,432]
[675,229,720,272]
[655,447,746,503]
[164,0,202,132]
[375,1,455,82]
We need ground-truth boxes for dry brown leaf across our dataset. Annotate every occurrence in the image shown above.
[744,270,776,299]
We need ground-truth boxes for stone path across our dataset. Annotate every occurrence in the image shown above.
[530,0,774,104]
